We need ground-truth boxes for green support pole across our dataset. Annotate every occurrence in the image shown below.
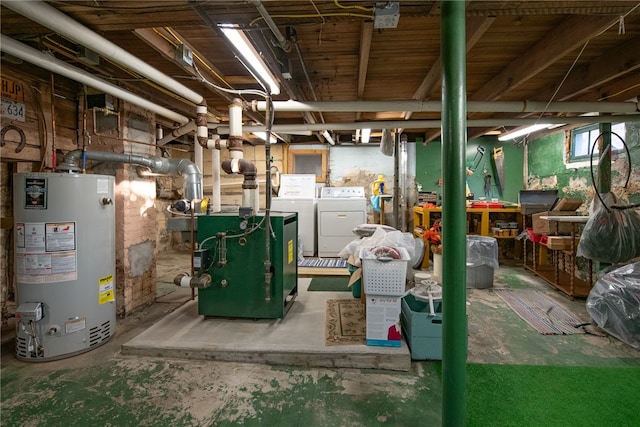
[598,122,612,194]
[441,1,468,426]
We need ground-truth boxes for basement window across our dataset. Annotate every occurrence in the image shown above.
[288,149,327,183]
[569,123,625,163]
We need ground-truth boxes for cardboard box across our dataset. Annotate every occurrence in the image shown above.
[366,295,402,347]
[553,197,583,211]
[532,211,577,235]
[532,197,583,235]
[545,236,580,251]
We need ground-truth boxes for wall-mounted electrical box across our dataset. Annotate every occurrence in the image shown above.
[176,44,194,67]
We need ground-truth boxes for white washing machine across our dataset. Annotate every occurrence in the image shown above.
[317,186,367,257]
[271,198,316,256]
[270,174,317,257]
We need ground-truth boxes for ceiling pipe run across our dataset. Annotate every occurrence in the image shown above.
[1,35,190,125]
[253,100,639,114]
[248,0,291,52]
[58,149,203,200]
[3,0,204,106]
[157,122,197,146]
[213,114,640,134]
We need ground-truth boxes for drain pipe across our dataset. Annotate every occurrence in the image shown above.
[58,150,203,200]
[221,158,259,212]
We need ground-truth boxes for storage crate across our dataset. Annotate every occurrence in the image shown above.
[466,265,494,289]
[360,246,410,296]
[400,294,442,360]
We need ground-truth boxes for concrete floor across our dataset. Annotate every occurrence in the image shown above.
[2,250,639,426]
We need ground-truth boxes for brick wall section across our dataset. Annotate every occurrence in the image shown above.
[115,108,157,316]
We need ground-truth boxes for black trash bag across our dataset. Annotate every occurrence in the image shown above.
[586,262,640,349]
[576,192,640,264]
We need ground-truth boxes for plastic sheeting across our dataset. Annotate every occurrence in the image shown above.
[577,193,640,264]
[466,235,499,269]
[586,262,640,349]
[339,227,415,266]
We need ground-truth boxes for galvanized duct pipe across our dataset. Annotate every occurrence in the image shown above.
[58,150,203,200]
[1,35,190,125]
[3,0,204,105]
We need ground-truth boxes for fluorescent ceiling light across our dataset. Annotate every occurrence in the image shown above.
[252,131,277,143]
[322,130,335,145]
[361,128,371,143]
[498,124,550,141]
[220,25,280,95]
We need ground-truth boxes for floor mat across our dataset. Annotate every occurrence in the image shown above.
[299,258,348,268]
[494,289,586,335]
[325,299,366,345]
[308,276,351,292]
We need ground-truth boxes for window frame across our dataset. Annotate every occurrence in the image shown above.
[568,123,625,163]
[287,149,327,183]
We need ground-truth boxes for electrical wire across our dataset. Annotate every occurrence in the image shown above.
[519,1,640,142]
[249,12,372,27]
[333,0,374,12]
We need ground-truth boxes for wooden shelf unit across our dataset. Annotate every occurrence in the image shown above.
[413,206,522,269]
[413,206,522,238]
[523,215,593,299]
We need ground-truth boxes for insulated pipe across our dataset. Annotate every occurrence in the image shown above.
[253,100,639,114]
[3,0,204,105]
[59,150,203,200]
[441,2,468,425]
[196,104,209,147]
[211,141,222,212]
[157,122,197,146]
[194,136,204,191]
[3,35,190,125]
[1,35,189,125]
[213,114,640,134]
[228,99,244,159]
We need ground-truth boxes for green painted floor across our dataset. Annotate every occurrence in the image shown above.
[2,258,639,426]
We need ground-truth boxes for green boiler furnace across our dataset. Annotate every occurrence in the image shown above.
[196,212,298,319]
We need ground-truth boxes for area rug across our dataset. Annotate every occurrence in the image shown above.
[325,299,366,345]
[299,258,348,268]
[309,276,351,292]
[494,289,586,335]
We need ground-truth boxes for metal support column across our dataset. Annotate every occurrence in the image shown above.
[441,1,468,426]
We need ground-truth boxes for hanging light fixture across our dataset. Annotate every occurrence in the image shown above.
[498,124,550,141]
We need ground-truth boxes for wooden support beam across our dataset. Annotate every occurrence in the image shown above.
[555,36,640,101]
[471,15,621,102]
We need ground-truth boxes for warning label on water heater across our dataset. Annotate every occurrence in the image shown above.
[99,274,115,304]
[15,221,77,283]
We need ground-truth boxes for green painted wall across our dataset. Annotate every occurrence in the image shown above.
[415,136,525,203]
[527,122,640,208]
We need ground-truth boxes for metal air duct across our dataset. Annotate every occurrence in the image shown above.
[58,150,203,200]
